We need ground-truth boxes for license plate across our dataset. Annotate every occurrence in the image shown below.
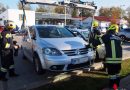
[71,57,88,64]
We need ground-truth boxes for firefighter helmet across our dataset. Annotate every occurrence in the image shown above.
[92,20,99,28]
[5,22,15,29]
[108,24,117,31]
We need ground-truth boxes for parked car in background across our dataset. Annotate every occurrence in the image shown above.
[118,28,130,41]
[22,25,96,74]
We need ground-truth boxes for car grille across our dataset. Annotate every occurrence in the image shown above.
[62,48,88,56]
[67,61,90,70]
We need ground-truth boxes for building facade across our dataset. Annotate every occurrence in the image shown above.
[0,9,35,28]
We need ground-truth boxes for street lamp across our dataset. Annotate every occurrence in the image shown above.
[120,5,125,30]
[65,6,67,26]
[120,5,125,19]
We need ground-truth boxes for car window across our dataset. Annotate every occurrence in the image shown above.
[81,31,89,38]
[36,26,75,38]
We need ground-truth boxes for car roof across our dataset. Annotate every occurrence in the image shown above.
[33,25,64,28]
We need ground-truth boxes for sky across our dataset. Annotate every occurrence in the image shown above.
[0,0,130,10]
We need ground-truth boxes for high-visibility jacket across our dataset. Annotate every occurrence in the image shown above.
[0,29,13,50]
[93,27,101,40]
[91,30,122,64]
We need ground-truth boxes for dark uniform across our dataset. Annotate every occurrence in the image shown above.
[91,29,122,88]
[0,28,18,81]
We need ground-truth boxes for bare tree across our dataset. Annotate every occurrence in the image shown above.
[125,7,130,26]
[0,2,8,13]
[17,1,32,10]
[99,7,122,18]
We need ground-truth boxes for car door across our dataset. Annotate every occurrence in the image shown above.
[26,26,36,61]
[22,27,34,61]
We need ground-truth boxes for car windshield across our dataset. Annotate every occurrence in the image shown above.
[36,26,75,38]
[81,31,89,38]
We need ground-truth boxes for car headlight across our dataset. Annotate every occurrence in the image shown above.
[43,48,62,56]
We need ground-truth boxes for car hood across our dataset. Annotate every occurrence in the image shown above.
[40,37,88,50]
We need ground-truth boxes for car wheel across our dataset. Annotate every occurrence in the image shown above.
[120,35,126,42]
[33,54,46,75]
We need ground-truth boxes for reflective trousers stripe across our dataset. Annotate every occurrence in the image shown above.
[106,58,122,63]
[106,58,122,60]
[105,61,121,63]
[9,65,14,69]
[109,74,120,79]
[0,67,7,72]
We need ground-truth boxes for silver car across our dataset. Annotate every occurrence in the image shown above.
[22,25,96,74]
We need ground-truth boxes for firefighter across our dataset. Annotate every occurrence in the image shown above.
[90,24,122,89]
[91,20,103,59]
[0,22,19,81]
[92,20,101,40]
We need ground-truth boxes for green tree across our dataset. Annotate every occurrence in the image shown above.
[71,8,77,17]
[54,6,65,14]
[36,5,47,12]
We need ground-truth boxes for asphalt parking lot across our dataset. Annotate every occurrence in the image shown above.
[0,35,130,90]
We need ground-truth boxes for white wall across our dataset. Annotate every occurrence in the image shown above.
[0,9,35,28]
[0,10,8,26]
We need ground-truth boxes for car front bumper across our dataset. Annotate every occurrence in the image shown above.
[41,51,96,71]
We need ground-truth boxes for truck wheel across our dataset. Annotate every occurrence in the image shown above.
[33,54,46,75]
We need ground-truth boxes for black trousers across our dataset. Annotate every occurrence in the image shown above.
[0,49,15,77]
[106,63,121,88]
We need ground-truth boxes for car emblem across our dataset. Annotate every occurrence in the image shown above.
[75,49,80,55]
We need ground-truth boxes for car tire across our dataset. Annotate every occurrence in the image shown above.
[33,54,46,75]
[120,35,126,42]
